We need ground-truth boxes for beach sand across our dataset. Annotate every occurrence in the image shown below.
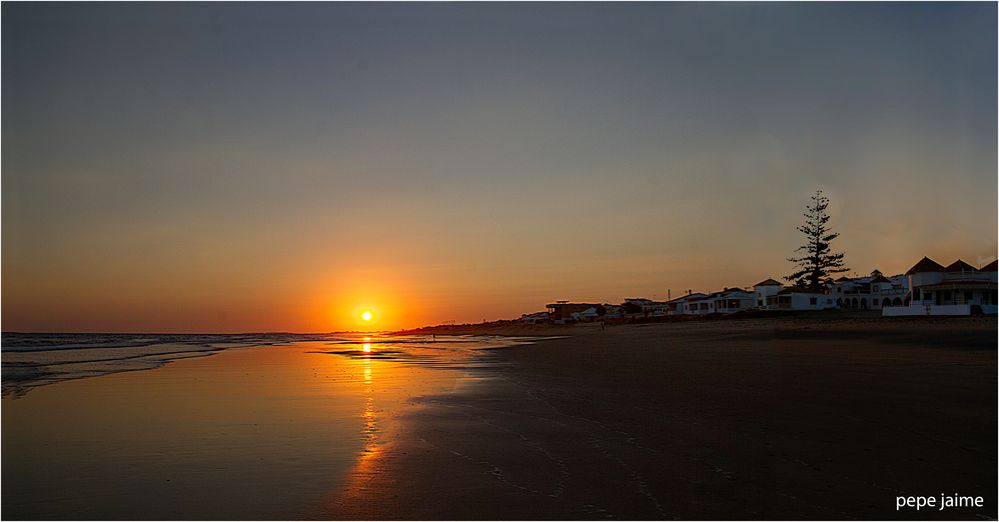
[326,316,997,520]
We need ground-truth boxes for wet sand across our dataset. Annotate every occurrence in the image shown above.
[328,317,997,520]
[2,342,469,520]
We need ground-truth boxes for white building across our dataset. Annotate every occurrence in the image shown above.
[519,311,550,324]
[766,287,838,311]
[684,294,713,315]
[829,270,908,310]
[624,298,669,316]
[666,293,707,315]
[883,257,998,316]
[753,279,784,310]
[665,288,756,315]
[709,288,756,313]
[602,304,623,319]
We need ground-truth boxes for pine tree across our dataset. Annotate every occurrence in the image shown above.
[785,190,849,291]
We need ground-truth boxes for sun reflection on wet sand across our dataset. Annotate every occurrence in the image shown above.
[3,343,400,519]
[3,340,474,520]
[317,339,477,518]
[362,355,377,451]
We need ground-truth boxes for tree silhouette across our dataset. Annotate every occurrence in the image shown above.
[785,190,849,291]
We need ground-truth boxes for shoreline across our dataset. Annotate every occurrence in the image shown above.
[329,318,997,519]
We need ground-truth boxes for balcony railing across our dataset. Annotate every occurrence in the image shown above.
[942,272,994,282]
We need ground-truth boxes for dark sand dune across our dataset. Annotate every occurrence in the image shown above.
[327,317,997,520]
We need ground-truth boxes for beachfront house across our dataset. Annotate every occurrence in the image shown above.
[867,272,909,309]
[623,298,669,317]
[601,304,623,319]
[571,307,602,321]
[666,293,706,315]
[684,294,714,315]
[519,311,550,324]
[666,289,754,315]
[546,301,602,324]
[829,270,909,310]
[882,257,998,316]
[753,279,784,309]
[765,287,838,311]
[709,288,756,313]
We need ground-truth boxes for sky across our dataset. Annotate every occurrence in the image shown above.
[3,2,996,333]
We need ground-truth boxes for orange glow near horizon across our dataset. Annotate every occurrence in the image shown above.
[320,274,408,331]
[8,237,996,333]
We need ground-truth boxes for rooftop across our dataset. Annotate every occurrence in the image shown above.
[944,259,977,273]
[905,256,946,275]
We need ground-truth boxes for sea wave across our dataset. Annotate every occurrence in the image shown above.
[0,332,344,352]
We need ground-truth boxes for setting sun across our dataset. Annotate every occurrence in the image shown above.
[361,310,373,322]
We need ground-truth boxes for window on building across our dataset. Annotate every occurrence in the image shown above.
[965,291,973,303]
